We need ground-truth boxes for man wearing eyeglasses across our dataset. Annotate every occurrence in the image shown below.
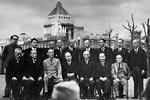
[2,35,21,98]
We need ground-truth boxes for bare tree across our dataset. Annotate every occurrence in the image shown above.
[122,14,137,42]
[142,18,150,50]
[142,18,150,36]
[106,27,113,48]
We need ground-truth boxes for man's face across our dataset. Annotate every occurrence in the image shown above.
[84,40,90,48]
[30,51,37,59]
[69,41,74,48]
[116,55,122,63]
[49,41,55,48]
[31,40,38,48]
[132,40,139,48]
[99,53,106,62]
[11,36,18,44]
[99,40,105,48]
[14,49,22,59]
[117,40,123,47]
[65,53,72,62]
[83,51,90,59]
[57,41,62,48]
[47,49,54,58]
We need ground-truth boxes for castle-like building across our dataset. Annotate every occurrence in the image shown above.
[43,1,84,41]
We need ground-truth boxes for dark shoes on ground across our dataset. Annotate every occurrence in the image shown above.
[2,95,10,98]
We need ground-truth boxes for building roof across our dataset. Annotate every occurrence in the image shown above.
[49,2,69,16]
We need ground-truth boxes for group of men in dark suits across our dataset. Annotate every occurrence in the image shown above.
[2,34,148,100]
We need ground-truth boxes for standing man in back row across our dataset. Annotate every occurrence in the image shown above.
[23,38,45,60]
[2,35,20,98]
[62,39,79,63]
[113,39,129,64]
[80,39,98,62]
[97,39,113,63]
[130,39,147,99]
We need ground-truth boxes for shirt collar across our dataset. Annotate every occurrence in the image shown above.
[31,47,37,51]
[86,47,90,51]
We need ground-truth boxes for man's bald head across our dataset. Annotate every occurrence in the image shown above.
[116,54,122,63]
[30,50,37,59]
[14,47,22,59]
[65,52,72,62]
[83,51,90,60]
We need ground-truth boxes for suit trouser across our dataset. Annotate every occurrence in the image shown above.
[79,78,94,98]
[12,80,21,99]
[44,76,58,97]
[132,67,143,97]
[4,70,11,96]
[21,80,34,100]
[33,80,43,98]
[95,79,111,97]
[113,78,127,96]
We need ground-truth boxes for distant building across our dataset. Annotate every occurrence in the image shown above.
[44,1,75,40]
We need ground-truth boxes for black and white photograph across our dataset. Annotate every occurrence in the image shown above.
[0,0,150,100]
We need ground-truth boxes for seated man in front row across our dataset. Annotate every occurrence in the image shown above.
[111,54,131,98]
[62,52,78,81]
[22,50,43,100]
[43,48,63,99]
[94,53,111,100]
[79,51,94,99]
[7,47,23,100]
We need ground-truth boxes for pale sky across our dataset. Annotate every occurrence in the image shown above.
[0,0,150,40]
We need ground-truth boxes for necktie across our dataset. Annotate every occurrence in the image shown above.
[134,48,138,53]
[49,58,53,63]
[68,62,71,66]
[102,62,105,66]
[33,59,36,63]
[118,63,121,70]
[85,60,88,64]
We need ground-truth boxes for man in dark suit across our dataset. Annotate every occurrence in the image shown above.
[46,40,64,62]
[23,50,43,100]
[62,39,79,63]
[80,39,98,62]
[62,52,78,81]
[113,39,129,64]
[23,38,46,60]
[130,39,147,99]
[2,35,20,98]
[7,47,23,100]
[55,40,64,63]
[79,51,94,99]
[97,39,113,63]
[94,53,111,100]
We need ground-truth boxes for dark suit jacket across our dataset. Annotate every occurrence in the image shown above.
[62,47,79,63]
[54,48,64,63]
[97,46,113,63]
[129,47,147,72]
[94,61,111,80]
[62,61,78,79]
[7,57,24,80]
[2,43,21,68]
[80,48,98,62]
[113,47,129,64]
[79,59,94,78]
[23,47,46,60]
[23,57,44,80]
